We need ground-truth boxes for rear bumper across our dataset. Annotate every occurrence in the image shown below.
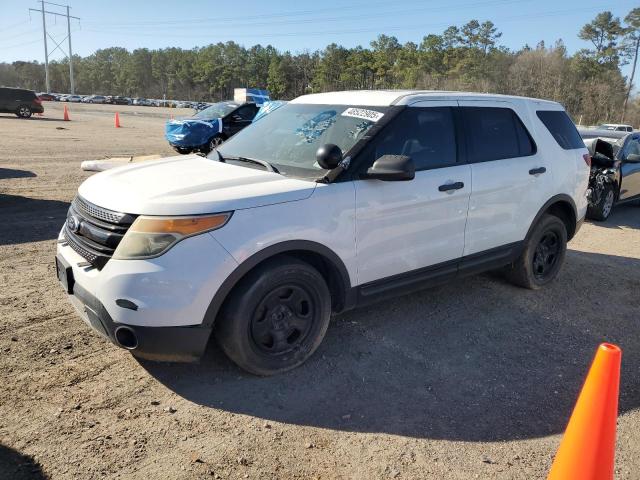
[32,105,44,113]
[66,275,212,362]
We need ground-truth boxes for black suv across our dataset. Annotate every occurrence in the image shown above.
[0,87,44,118]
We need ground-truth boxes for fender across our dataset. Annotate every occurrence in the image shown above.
[202,240,352,326]
[525,194,578,241]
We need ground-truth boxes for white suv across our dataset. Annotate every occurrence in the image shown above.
[56,91,590,375]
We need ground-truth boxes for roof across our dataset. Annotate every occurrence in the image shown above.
[290,90,562,107]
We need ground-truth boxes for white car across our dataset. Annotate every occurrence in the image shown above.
[597,123,634,132]
[56,90,590,375]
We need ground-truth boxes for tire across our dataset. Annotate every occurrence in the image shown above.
[16,105,32,118]
[205,135,225,153]
[587,183,615,221]
[173,146,192,155]
[505,214,567,290]
[215,257,332,376]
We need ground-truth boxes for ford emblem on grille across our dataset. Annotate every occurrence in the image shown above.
[67,215,81,233]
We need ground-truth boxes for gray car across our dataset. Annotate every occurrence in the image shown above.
[579,128,640,220]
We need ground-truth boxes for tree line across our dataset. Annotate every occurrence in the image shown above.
[1,9,639,125]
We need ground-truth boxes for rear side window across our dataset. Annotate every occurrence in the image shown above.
[359,107,457,171]
[536,110,584,150]
[461,107,535,163]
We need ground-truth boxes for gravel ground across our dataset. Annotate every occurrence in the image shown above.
[1,102,639,479]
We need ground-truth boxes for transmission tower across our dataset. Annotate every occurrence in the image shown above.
[29,1,80,94]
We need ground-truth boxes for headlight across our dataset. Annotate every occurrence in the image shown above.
[113,212,232,260]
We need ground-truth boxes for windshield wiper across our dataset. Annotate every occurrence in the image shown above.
[216,152,280,174]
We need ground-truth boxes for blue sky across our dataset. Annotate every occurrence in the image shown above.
[0,0,636,78]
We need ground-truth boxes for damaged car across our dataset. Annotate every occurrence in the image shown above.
[579,128,640,220]
[165,88,269,154]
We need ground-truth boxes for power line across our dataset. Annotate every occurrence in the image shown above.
[82,3,637,41]
[0,38,43,50]
[83,0,526,29]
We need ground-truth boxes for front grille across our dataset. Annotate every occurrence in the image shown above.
[63,196,137,269]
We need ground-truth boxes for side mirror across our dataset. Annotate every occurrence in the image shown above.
[625,153,640,163]
[316,144,343,170]
[362,155,415,181]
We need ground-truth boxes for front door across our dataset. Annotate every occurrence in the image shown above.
[224,104,258,137]
[619,134,640,201]
[353,101,471,286]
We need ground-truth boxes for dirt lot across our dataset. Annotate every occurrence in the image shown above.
[1,101,639,479]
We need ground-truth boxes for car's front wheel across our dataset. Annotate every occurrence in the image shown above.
[215,257,332,376]
[587,183,615,221]
[206,135,225,153]
[505,214,567,289]
[16,105,32,118]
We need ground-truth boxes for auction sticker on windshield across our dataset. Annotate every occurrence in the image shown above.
[341,107,384,122]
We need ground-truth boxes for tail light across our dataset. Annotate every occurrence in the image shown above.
[583,153,591,167]
[35,96,43,104]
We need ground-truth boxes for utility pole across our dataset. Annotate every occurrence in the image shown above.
[29,2,80,94]
[40,1,49,93]
[66,5,74,94]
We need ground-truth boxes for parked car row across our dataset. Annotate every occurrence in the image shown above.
[36,92,215,109]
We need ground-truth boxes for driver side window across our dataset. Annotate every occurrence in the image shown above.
[235,105,257,121]
[624,138,640,157]
[357,107,457,172]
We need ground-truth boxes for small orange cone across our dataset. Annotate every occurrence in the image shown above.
[548,343,622,480]
[63,105,70,121]
[115,112,121,128]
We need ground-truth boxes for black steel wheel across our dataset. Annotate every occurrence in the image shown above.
[215,256,331,376]
[250,285,316,356]
[505,214,567,289]
[532,230,561,281]
[16,105,32,118]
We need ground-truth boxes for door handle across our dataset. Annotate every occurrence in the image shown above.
[529,167,546,175]
[438,181,464,192]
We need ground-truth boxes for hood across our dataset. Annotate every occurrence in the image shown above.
[78,155,316,215]
[165,118,221,146]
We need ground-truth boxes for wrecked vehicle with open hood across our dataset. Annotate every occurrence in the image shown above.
[579,128,640,220]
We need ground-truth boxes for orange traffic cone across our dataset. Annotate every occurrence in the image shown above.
[548,343,622,480]
[63,105,70,121]
[115,112,121,128]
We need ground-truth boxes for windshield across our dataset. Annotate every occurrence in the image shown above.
[212,103,389,178]
[193,101,239,120]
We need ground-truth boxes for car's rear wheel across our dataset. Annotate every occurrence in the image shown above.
[505,214,567,289]
[215,257,331,376]
[587,184,615,221]
[16,105,32,118]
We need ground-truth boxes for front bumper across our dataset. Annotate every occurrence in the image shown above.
[55,228,238,362]
[57,253,211,362]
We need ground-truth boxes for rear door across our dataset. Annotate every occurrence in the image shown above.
[0,88,8,111]
[353,101,471,286]
[458,100,551,256]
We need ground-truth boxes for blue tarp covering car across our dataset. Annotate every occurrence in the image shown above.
[165,89,270,154]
